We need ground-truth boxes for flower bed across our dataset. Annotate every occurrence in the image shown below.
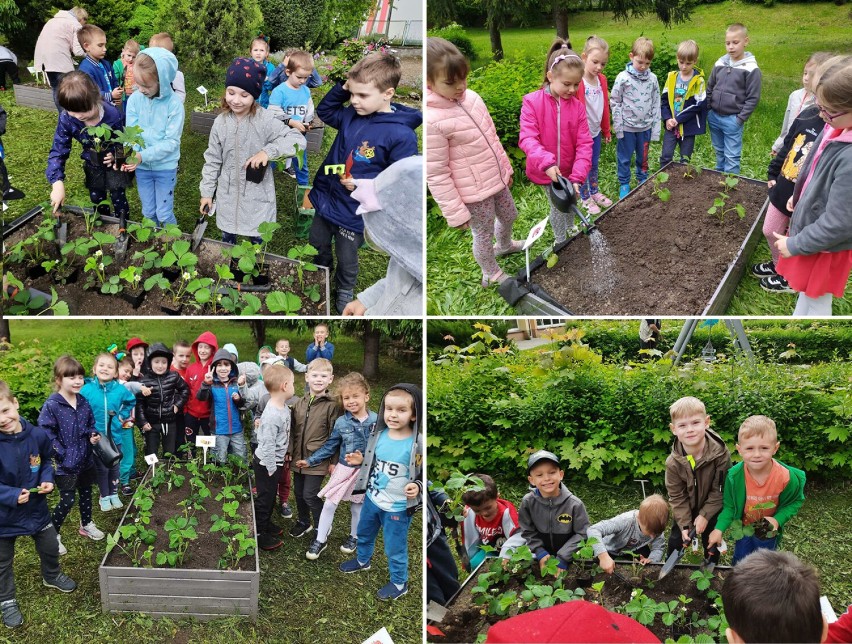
[2,206,330,316]
[13,83,56,111]
[190,108,222,136]
[99,458,259,621]
[430,546,730,643]
[511,164,769,315]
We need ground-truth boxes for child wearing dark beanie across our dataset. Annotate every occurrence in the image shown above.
[199,58,307,245]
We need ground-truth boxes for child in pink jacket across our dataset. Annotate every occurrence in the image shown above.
[426,37,522,288]
[520,39,594,244]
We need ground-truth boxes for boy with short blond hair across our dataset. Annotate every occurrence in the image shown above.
[665,396,731,564]
[288,358,341,539]
[708,415,805,563]
[611,37,661,199]
[269,50,316,186]
[660,39,707,167]
[113,39,139,106]
[275,338,307,374]
[306,323,335,362]
[706,23,762,174]
[518,451,590,572]
[588,493,669,575]
[77,24,121,107]
[252,364,295,551]
[0,381,77,629]
[310,52,421,313]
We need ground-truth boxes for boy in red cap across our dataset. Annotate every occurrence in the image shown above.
[519,450,590,573]
[125,337,148,379]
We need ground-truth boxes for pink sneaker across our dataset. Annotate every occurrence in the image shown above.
[591,192,613,208]
[582,198,601,215]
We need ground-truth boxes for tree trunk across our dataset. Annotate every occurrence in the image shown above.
[362,322,380,380]
[554,6,570,43]
[0,316,9,346]
[489,20,504,61]
[249,320,266,348]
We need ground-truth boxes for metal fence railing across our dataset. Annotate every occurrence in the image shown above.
[358,20,423,46]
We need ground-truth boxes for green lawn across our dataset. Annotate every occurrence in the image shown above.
[426,1,852,315]
[2,72,422,299]
[2,320,423,643]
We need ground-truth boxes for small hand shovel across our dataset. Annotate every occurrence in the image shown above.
[191,201,214,251]
[113,210,129,263]
[53,211,68,246]
[659,527,696,580]
[702,544,719,575]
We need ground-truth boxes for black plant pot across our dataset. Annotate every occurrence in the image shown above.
[83,162,107,192]
[229,259,247,283]
[576,574,593,588]
[121,288,146,309]
[252,267,270,286]
[52,266,80,285]
[26,263,48,280]
[160,302,184,316]
[104,168,134,191]
[245,163,268,183]
[161,267,181,282]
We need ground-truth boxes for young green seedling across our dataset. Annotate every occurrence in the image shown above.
[652,171,671,202]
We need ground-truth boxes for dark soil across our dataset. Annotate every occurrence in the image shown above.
[431,563,728,643]
[4,212,328,315]
[105,475,255,571]
[531,164,767,315]
[751,518,775,539]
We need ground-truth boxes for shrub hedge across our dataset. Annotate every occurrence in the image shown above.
[427,24,477,60]
[427,347,852,485]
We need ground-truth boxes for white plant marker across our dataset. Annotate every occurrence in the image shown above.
[196,435,216,465]
[522,217,549,282]
[362,627,394,644]
[196,86,208,106]
[144,453,158,476]
[634,479,649,498]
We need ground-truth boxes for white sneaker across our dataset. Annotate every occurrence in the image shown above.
[56,535,67,556]
[79,522,105,541]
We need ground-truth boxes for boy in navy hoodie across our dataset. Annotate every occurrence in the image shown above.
[0,381,77,629]
[309,52,421,313]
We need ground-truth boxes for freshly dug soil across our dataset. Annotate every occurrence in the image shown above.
[431,564,728,643]
[105,476,255,571]
[531,165,767,315]
[4,213,327,315]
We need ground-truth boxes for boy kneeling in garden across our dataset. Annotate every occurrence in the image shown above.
[708,415,805,563]
[518,451,590,573]
[460,473,521,571]
[0,381,77,629]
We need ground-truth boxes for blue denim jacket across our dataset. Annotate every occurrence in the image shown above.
[307,409,377,467]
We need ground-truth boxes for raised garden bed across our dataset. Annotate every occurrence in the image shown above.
[2,205,330,316]
[430,550,731,643]
[512,164,769,315]
[190,108,221,136]
[99,459,259,621]
[13,83,56,111]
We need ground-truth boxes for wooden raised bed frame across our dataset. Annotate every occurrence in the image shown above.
[191,110,324,153]
[13,84,56,112]
[98,468,260,621]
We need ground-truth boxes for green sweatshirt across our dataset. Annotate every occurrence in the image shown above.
[714,459,805,544]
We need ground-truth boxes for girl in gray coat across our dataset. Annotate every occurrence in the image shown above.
[200,58,306,244]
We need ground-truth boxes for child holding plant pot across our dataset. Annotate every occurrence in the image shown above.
[199,57,306,245]
[47,71,131,220]
[772,55,852,316]
[427,38,522,289]
[708,415,805,564]
[37,356,104,556]
[0,380,78,630]
[79,353,136,513]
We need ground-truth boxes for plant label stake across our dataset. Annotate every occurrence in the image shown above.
[523,217,549,282]
[27,65,36,77]
[144,453,158,476]
[361,627,394,644]
[196,435,216,464]
[196,86,208,106]
[634,479,649,498]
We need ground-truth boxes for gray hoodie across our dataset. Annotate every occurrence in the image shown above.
[518,483,590,565]
[587,509,665,563]
[707,52,762,124]
[610,63,661,141]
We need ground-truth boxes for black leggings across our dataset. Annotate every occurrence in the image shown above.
[52,466,96,530]
[143,422,177,457]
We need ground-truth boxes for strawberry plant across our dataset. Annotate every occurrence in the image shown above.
[652,171,671,202]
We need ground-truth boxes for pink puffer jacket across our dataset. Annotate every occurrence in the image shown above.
[519,86,593,186]
[426,88,513,227]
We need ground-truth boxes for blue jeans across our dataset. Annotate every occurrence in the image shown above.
[708,111,744,174]
[356,496,413,585]
[732,534,778,565]
[616,129,652,185]
[136,168,178,226]
[215,432,246,464]
[295,150,309,187]
[579,133,602,200]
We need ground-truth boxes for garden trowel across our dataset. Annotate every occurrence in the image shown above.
[701,544,719,574]
[113,210,129,262]
[191,201,215,251]
[659,527,696,579]
[53,211,68,246]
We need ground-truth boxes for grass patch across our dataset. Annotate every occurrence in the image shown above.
[426,1,852,315]
[3,73,422,297]
[3,320,423,643]
[447,475,852,613]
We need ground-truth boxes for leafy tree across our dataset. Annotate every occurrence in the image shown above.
[3,0,52,58]
[260,0,325,51]
[314,0,374,50]
[164,0,263,80]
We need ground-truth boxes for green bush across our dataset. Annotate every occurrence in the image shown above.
[312,0,373,50]
[427,319,512,348]
[427,344,852,485]
[427,24,477,61]
[261,0,324,51]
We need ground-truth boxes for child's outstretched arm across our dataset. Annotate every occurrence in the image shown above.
[315,82,350,130]
[46,114,76,212]
[263,117,307,164]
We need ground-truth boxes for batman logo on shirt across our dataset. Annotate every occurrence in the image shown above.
[557,513,573,524]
